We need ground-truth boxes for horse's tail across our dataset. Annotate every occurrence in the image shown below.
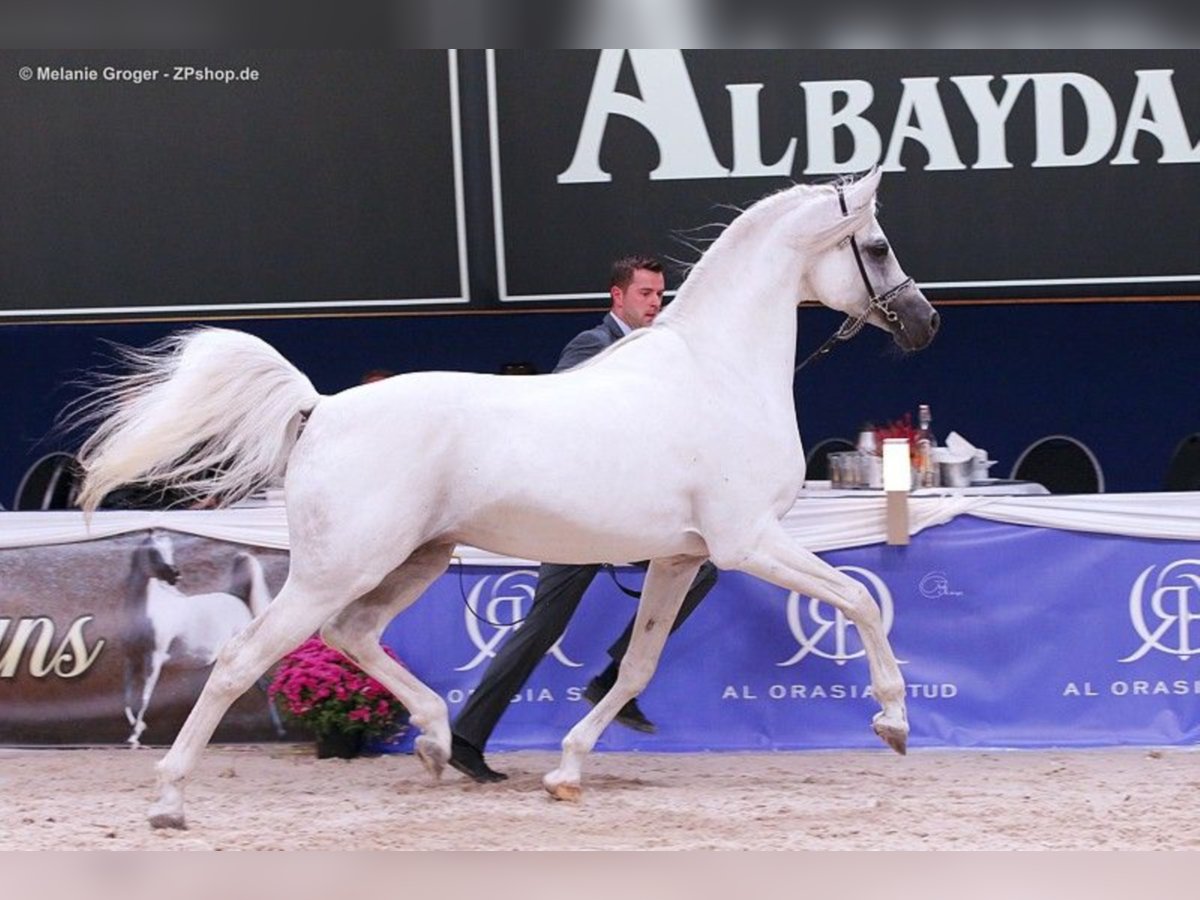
[233,551,274,619]
[72,328,321,514]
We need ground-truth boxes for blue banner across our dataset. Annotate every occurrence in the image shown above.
[381,516,1200,751]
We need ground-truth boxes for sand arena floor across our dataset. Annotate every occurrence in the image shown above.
[2,744,1198,850]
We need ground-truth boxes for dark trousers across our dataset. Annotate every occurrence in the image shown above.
[453,559,718,751]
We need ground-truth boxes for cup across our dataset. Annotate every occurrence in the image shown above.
[829,452,848,488]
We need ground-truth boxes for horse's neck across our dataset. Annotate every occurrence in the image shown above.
[124,562,155,613]
[663,255,802,399]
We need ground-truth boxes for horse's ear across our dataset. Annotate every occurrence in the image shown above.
[843,168,882,212]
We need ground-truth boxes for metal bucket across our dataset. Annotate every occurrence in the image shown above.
[940,459,973,487]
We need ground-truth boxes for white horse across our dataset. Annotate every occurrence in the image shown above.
[122,531,277,747]
[73,170,938,828]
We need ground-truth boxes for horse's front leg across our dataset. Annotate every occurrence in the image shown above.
[735,524,908,753]
[543,556,702,801]
[127,649,168,749]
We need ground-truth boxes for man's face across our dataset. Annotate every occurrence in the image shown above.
[612,268,665,329]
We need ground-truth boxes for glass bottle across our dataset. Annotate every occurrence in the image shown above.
[915,404,940,487]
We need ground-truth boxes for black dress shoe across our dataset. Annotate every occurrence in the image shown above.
[584,678,657,734]
[449,735,508,783]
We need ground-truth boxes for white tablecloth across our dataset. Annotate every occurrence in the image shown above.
[1,489,1196,563]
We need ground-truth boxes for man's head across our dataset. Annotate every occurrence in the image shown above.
[609,255,665,330]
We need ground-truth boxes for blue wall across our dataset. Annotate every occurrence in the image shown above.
[4,296,1195,506]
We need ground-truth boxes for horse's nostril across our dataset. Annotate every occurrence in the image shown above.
[930,310,941,331]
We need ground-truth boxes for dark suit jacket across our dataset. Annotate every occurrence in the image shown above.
[553,313,627,373]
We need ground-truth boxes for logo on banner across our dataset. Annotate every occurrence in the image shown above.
[1120,559,1200,663]
[456,570,583,671]
[776,565,900,667]
[919,571,963,599]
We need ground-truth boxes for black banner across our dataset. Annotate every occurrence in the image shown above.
[0,50,465,321]
[490,50,1200,302]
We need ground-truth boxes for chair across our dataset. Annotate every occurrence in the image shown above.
[1009,435,1105,494]
[1164,433,1200,491]
[12,452,82,510]
[804,437,856,481]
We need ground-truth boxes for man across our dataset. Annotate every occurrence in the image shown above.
[449,255,719,783]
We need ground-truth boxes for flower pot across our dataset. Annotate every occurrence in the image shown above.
[315,729,364,760]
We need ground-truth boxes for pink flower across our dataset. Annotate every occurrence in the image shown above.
[267,636,408,737]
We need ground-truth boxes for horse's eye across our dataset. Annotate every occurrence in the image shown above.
[866,241,890,258]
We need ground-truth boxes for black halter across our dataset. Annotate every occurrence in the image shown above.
[794,184,914,373]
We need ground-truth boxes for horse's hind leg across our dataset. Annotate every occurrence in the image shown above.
[736,523,908,753]
[318,541,455,780]
[543,555,701,801]
[257,674,286,736]
[147,580,354,830]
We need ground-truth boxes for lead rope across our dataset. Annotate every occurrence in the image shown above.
[453,556,642,626]
[603,563,643,599]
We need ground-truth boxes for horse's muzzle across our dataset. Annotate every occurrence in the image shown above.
[891,287,939,352]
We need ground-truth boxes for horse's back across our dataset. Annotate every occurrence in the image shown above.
[284,331,797,566]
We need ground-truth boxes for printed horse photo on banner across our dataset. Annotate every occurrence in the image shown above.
[68,169,938,828]
[121,530,284,748]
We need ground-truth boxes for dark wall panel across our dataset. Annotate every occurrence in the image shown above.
[0,50,464,319]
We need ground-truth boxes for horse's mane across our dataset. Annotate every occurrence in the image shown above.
[658,176,876,326]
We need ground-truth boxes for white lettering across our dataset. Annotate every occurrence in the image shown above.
[560,59,1200,182]
[557,50,727,184]
[509,687,556,703]
[882,77,966,172]
[801,79,881,174]
[1112,69,1200,165]
[0,615,105,679]
[951,74,1031,169]
[727,83,797,177]
[560,59,1199,183]
[1031,72,1117,168]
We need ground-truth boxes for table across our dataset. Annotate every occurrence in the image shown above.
[799,479,1050,498]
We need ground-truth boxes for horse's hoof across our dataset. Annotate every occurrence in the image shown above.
[148,810,186,830]
[543,772,582,802]
[872,719,908,756]
[414,735,447,781]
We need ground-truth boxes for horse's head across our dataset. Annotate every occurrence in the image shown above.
[796,170,939,353]
[140,530,181,585]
